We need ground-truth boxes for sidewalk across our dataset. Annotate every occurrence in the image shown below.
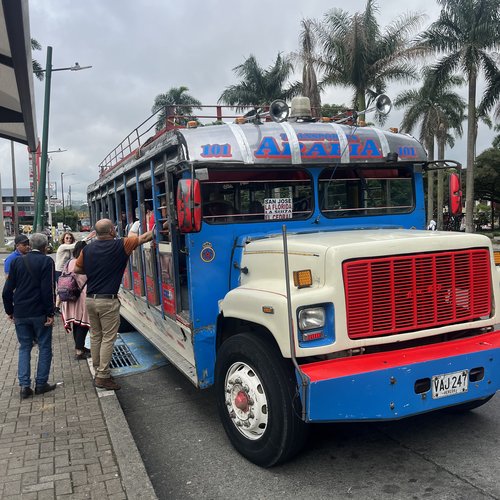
[0,272,157,499]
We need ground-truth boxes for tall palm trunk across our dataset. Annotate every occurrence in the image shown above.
[465,72,477,233]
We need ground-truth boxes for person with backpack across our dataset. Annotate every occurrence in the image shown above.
[60,241,91,360]
[54,231,95,313]
[2,233,56,399]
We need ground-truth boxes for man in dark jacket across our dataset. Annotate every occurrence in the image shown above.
[2,233,56,399]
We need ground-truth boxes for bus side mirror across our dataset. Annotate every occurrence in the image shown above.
[449,173,462,216]
[177,179,202,233]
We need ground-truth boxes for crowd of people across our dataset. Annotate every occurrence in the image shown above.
[2,218,153,399]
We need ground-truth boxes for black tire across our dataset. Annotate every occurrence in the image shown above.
[445,394,495,413]
[215,332,308,467]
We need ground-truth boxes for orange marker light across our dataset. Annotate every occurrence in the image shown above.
[494,251,500,266]
[293,269,312,288]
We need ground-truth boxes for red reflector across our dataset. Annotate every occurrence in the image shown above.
[303,331,324,341]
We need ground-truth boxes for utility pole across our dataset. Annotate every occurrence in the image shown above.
[35,46,52,232]
[34,47,91,231]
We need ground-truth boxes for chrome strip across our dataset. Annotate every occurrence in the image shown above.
[370,127,390,157]
[227,123,254,164]
[329,123,350,163]
[280,122,302,164]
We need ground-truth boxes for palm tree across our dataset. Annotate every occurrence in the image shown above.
[493,124,500,149]
[218,54,300,110]
[395,70,466,228]
[418,0,500,232]
[31,38,44,81]
[151,86,201,131]
[314,0,424,119]
[292,19,322,117]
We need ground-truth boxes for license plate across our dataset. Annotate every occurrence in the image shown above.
[431,370,469,399]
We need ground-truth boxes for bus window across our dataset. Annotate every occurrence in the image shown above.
[200,168,313,223]
[143,244,160,305]
[319,166,414,218]
[159,246,175,316]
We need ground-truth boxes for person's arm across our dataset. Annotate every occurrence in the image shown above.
[83,230,96,241]
[2,261,16,318]
[40,258,55,319]
[137,230,154,245]
[4,253,11,275]
[74,250,85,274]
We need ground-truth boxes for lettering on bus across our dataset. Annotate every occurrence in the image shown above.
[264,198,293,220]
[398,145,417,158]
[254,133,382,160]
[200,143,232,158]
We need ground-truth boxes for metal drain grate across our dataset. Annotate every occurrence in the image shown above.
[110,343,138,368]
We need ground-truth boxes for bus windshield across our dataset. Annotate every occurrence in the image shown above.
[318,166,414,218]
[200,168,313,223]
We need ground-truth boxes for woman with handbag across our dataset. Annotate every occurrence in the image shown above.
[60,241,91,360]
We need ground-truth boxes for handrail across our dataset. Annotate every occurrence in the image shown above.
[97,104,257,177]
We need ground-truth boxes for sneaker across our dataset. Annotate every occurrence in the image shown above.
[94,377,121,391]
[20,386,33,399]
[35,383,57,395]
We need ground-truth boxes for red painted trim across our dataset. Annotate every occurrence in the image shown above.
[301,331,500,382]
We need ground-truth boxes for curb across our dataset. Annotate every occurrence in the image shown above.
[87,360,158,500]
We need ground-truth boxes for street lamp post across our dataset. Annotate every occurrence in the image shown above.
[33,46,91,231]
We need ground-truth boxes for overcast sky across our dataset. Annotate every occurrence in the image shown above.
[0,0,496,204]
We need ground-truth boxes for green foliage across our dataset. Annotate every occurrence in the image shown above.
[151,86,202,131]
[394,70,465,151]
[419,0,500,231]
[320,103,348,118]
[218,53,300,110]
[475,147,500,204]
[314,0,424,121]
[51,209,79,231]
[31,38,44,81]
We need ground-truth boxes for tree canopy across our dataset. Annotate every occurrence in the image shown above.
[218,54,300,110]
[419,0,500,231]
[151,86,201,131]
[475,147,500,204]
[314,0,423,116]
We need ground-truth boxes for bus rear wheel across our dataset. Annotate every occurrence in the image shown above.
[215,332,308,467]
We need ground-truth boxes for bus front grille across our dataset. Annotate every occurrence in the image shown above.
[343,248,492,340]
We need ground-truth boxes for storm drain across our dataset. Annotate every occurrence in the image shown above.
[110,343,138,369]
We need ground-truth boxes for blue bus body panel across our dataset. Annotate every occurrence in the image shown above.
[300,331,500,422]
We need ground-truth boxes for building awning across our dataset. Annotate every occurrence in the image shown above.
[0,0,37,151]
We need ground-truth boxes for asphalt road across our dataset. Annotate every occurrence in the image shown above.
[116,360,500,500]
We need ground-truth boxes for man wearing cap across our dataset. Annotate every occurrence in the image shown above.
[4,234,30,277]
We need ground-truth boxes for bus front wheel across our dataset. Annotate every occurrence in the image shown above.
[215,332,308,467]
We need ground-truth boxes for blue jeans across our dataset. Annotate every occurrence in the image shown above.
[15,316,53,387]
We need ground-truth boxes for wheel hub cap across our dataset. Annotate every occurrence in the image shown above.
[225,362,268,440]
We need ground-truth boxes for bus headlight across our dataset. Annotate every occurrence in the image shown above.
[298,307,325,330]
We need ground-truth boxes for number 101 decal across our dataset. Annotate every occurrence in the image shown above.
[201,143,232,158]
